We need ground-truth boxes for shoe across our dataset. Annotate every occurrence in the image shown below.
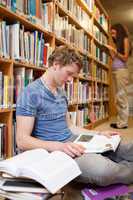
[110,123,128,129]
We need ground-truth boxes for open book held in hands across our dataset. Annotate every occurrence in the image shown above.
[0,149,81,194]
[74,134,121,153]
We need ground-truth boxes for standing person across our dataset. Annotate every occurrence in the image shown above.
[16,45,133,186]
[110,23,130,129]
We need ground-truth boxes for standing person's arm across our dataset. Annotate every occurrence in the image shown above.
[108,38,129,61]
[116,38,129,61]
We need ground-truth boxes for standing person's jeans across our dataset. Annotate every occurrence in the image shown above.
[112,68,129,128]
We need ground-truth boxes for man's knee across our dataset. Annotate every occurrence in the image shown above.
[76,167,116,186]
[75,153,118,186]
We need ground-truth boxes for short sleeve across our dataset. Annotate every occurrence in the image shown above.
[16,87,38,116]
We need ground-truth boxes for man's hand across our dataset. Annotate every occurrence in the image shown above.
[100,131,121,138]
[53,142,85,158]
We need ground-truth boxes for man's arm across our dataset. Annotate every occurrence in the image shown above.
[16,115,85,157]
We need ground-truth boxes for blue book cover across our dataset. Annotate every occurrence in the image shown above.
[11,0,16,12]
[28,0,36,16]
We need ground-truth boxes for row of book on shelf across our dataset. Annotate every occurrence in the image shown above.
[0,69,109,109]
[70,104,109,126]
[0,0,109,61]
[0,121,16,160]
[0,0,108,33]
[0,20,53,66]
[0,18,108,65]
[66,81,108,103]
[58,0,108,32]
[0,0,54,32]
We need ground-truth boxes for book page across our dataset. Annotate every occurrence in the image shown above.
[20,151,81,193]
[0,149,49,176]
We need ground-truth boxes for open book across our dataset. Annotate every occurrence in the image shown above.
[0,149,81,194]
[74,134,121,153]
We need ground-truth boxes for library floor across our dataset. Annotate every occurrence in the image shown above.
[0,117,133,200]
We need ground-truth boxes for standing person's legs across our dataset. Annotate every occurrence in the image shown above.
[75,151,133,186]
[112,69,129,128]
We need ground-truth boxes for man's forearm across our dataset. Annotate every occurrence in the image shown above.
[17,134,62,152]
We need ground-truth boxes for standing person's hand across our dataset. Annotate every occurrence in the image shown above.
[107,45,117,58]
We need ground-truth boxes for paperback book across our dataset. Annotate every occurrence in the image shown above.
[81,184,131,200]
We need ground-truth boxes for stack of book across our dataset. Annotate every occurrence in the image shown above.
[0,174,65,200]
[0,176,62,200]
[0,148,81,199]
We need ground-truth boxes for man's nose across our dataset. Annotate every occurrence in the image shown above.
[67,76,73,82]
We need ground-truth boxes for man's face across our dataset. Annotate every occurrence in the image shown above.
[53,63,80,87]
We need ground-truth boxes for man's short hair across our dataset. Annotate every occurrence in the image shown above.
[48,45,83,70]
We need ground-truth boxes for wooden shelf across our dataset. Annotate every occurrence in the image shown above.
[55,36,92,59]
[0,109,12,113]
[56,1,93,38]
[93,57,109,69]
[0,5,54,39]
[93,117,109,127]
[93,16,109,38]
[0,0,111,157]
[14,61,46,71]
[79,74,92,81]
[77,0,93,17]
[0,57,12,64]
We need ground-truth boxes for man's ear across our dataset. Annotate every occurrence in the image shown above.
[53,61,61,70]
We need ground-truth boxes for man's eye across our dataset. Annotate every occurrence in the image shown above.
[67,72,73,76]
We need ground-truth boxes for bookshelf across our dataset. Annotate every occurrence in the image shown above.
[0,0,111,158]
